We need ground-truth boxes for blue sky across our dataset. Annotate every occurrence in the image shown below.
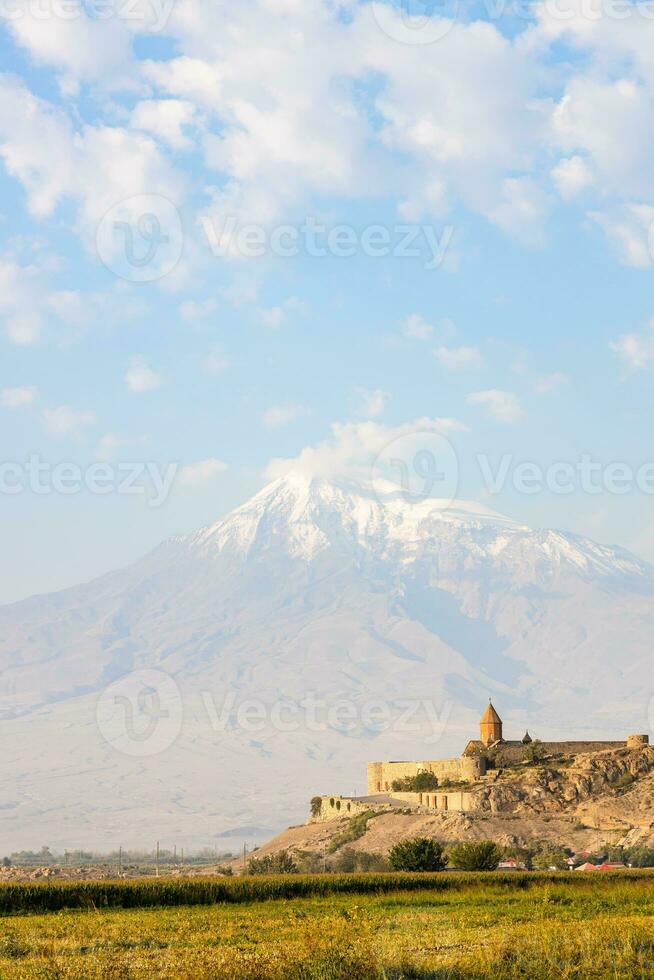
[1,0,654,602]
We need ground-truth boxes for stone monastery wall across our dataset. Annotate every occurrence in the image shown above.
[367,756,485,795]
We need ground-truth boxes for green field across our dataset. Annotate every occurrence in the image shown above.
[1,872,654,977]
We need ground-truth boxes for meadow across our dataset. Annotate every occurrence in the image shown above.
[1,872,654,977]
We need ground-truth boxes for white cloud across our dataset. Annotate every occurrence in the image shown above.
[435,345,482,370]
[263,404,307,428]
[131,99,198,150]
[256,297,305,329]
[0,76,184,251]
[0,257,43,344]
[178,458,228,486]
[2,2,132,89]
[1,386,37,408]
[266,417,467,481]
[535,372,570,394]
[467,389,525,423]
[486,177,549,248]
[179,298,217,322]
[591,205,654,269]
[125,357,162,393]
[202,343,230,376]
[551,155,593,200]
[402,314,455,342]
[41,406,96,440]
[95,433,148,461]
[354,387,390,419]
[609,321,654,372]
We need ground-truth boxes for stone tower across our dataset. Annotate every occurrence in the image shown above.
[480,701,503,746]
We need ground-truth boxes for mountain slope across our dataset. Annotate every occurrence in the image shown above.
[0,473,652,851]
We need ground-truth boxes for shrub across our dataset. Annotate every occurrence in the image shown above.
[388,838,447,872]
[532,848,569,871]
[391,771,438,793]
[448,841,502,871]
[626,846,654,868]
[247,851,298,875]
[327,811,380,854]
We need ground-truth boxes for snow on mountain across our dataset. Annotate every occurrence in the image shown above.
[0,472,653,851]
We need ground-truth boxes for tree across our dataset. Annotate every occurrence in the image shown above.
[626,847,654,868]
[310,797,323,817]
[448,841,502,871]
[388,837,447,872]
[247,850,298,875]
[391,772,438,793]
[525,740,546,764]
[532,848,569,871]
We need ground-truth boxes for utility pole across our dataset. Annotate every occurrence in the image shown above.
[156,841,160,877]
[173,844,177,864]
[243,842,247,870]
[181,847,184,866]
[118,846,122,876]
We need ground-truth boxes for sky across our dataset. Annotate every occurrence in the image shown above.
[1,0,654,603]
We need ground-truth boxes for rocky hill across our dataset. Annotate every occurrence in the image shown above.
[245,745,654,867]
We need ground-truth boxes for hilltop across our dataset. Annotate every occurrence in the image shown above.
[243,742,654,869]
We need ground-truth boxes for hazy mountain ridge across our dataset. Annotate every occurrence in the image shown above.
[0,473,653,850]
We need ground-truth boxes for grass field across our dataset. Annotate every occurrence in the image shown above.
[1,873,654,977]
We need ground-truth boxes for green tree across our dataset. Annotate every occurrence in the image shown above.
[310,796,323,817]
[626,847,654,868]
[391,772,438,793]
[525,739,546,764]
[448,841,502,871]
[247,850,298,875]
[532,848,569,870]
[388,837,447,872]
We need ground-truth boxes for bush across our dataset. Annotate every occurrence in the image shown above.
[532,848,569,871]
[247,851,298,875]
[391,771,438,793]
[327,811,380,854]
[388,838,447,872]
[626,846,654,868]
[448,841,502,871]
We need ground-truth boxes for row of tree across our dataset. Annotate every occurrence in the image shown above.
[247,839,654,875]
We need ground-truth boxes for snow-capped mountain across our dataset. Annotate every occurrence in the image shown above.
[1,473,653,851]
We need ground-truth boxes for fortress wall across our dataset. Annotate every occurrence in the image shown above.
[366,757,485,795]
[309,796,385,823]
[491,741,625,766]
[392,790,477,813]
